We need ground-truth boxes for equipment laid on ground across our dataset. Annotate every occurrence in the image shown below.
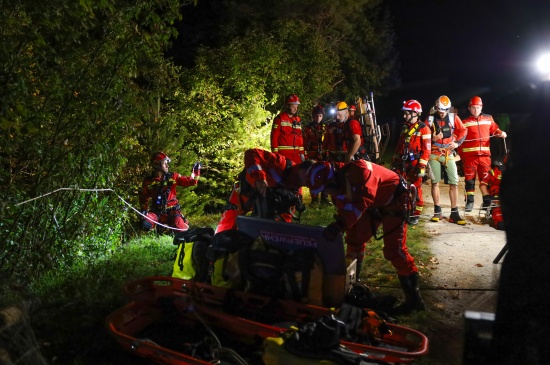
[106,276,429,365]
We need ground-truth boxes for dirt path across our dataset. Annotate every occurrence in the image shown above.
[416,178,506,365]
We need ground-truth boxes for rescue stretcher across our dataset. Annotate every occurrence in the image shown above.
[106,276,429,365]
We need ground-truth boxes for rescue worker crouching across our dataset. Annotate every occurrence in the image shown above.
[302,160,425,315]
[479,156,507,230]
[214,148,313,232]
[139,151,200,234]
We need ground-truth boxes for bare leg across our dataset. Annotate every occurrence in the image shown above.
[449,184,458,208]
[431,182,440,206]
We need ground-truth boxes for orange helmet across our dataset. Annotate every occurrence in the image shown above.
[306,162,335,194]
[286,94,301,105]
[402,100,422,114]
[435,95,451,111]
[151,152,170,168]
[469,96,483,106]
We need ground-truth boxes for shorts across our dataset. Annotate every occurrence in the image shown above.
[428,153,459,185]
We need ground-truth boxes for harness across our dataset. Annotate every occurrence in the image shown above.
[153,172,177,213]
[399,122,424,171]
[430,114,457,165]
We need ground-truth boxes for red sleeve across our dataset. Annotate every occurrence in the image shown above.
[244,149,268,185]
[489,116,502,135]
[419,125,432,168]
[174,172,198,187]
[350,119,362,136]
[453,115,467,144]
[270,115,282,151]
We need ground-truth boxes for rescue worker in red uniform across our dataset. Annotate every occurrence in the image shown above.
[348,104,357,119]
[303,105,326,162]
[426,95,467,225]
[270,94,305,164]
[214,170,254,234]
[214,148,310,232]
[392,100,431,225]
[479,159,505,230]
[303,105,330,205]
[335,101,365,162]
[304,160,425,315]
[323,109,347,163]
[460,96,507,212]
[140,152,200,234]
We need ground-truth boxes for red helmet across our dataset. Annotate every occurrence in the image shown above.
[286,94,301,105]
[402,100,422,114]
[306,162,334,194]
[151,151,170,166]
[312,105,324,116]
[469,96,483,106]
[349,105,357,111]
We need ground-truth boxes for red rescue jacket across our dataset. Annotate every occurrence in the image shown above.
[303,121,326,160]
[393,121,431,169]
[460,113,503,158]
[140,172,197,211]
[331,160,401,231]
[244,148,299,189]
[480,166,502,198]
[270,111,304,163]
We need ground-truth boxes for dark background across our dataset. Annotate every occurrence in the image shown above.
[379,0,550,122]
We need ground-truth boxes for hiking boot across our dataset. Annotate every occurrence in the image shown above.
[465,201,474,212]
[430,205,442,222]
[449,208,466,225]
[393,273,425,315]
[408,215,419,226]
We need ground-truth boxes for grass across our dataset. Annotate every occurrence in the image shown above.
[6,191,436,364]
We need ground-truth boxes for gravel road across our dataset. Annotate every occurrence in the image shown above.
[415,178,506,364]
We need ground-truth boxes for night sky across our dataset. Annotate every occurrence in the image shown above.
[382,0,550,116]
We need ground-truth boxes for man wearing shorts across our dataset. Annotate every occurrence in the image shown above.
[426,96,467,225]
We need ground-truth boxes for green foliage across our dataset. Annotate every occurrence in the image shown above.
[1,0,398,284]
[0,0,184,279]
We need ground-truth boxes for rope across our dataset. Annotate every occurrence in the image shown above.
[14,187,189,232]
[374,284,499,292]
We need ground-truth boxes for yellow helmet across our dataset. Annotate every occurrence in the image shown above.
[335,101,348,111]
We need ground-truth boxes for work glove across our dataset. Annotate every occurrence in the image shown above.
[323,222,342,241]
[481,195,493,209]
[191,161,202,180]
[417,166,425,178]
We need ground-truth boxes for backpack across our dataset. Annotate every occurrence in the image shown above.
[171,227,214,281]
[240,237,286,297]
[206,229,257,289]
